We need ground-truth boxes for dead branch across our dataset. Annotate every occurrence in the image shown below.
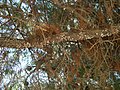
[0,26,119,49]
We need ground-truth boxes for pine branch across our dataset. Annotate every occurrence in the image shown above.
[0,27,119,49]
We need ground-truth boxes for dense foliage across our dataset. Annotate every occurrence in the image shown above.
[0,0,120,90]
